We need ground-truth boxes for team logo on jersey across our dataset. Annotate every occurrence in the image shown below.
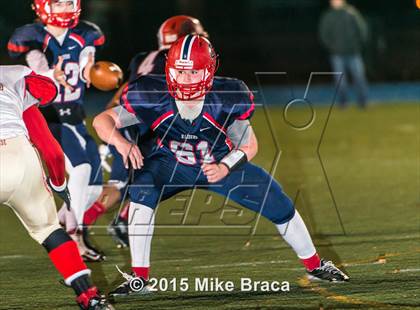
[181,134,198,140]
[59,108,72,116]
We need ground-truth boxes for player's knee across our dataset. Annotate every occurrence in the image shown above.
[268,207,296,225]
[128,172,160,209]
[128,187,160,209]
[263,182,296,225]
[30,223,63,245]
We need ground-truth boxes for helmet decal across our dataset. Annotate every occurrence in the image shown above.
[180,35,196,60]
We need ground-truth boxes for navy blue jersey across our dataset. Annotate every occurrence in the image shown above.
[8,20,105,124]
[127,49,167,82]
[121,75,255,167]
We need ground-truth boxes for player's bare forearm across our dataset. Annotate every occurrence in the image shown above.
[93,109,125,146]
[93,109,144,169]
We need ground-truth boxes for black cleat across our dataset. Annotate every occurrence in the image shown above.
[307,259,350,282]
[82,249,106,263]
[107,216,129,248]
[77,287,114,310]
[108,266,151,297]
[71,231,106,262]
[82,227,106,262]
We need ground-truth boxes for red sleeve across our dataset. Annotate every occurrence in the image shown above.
[22,105,66,187]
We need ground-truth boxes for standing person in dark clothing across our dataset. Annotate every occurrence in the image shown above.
[319,0,369,108]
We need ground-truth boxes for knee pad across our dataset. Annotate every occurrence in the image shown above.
[39,226,72,247]
[41,228,71,250]
[271,207,296,225]
[263,182,296,225]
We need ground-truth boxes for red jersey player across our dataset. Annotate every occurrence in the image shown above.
[0,65,113,309]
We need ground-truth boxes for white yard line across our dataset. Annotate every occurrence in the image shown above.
[0,255,25,259]
[394,268,420,273]
[192,260,290,269]
[156,258,194,263]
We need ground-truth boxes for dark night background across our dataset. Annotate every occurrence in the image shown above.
[1,0,419,85]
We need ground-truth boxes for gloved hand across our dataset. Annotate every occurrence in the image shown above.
[48,178,71,210]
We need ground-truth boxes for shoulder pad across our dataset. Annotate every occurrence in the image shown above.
[212,77,255,120]
[0,65,32,85]
[73,20,105,47]
[120,75,168,114]
[8,23,43,58]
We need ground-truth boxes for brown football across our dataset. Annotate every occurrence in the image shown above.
[90,61,123,91]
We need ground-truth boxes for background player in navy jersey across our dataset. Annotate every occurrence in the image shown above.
[93,35,349,296]
[8,0,106,262]
[84,15,209,248]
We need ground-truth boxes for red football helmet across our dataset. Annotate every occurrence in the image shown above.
[165,35,218,101]
[33,0,81,28]
[157,15,208,50]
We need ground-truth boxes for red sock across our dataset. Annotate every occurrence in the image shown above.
[301,253,321,271]
[76,287,98,308]
[119,203,130,221]
[132,267,149,280]
[83,202,106,226]
[48,240,88,280]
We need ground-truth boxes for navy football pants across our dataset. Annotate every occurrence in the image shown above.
[49,123,103,185]
[128,151,295,225]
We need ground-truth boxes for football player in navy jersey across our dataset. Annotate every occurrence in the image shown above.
[8,0,106,262]
[85,16,208,248]
[93,35,349,296]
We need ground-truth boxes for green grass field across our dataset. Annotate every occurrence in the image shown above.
[0,103,419,309]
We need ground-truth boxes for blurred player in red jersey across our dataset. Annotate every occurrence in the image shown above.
[8,0,106,261]
[0,65,113,310]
